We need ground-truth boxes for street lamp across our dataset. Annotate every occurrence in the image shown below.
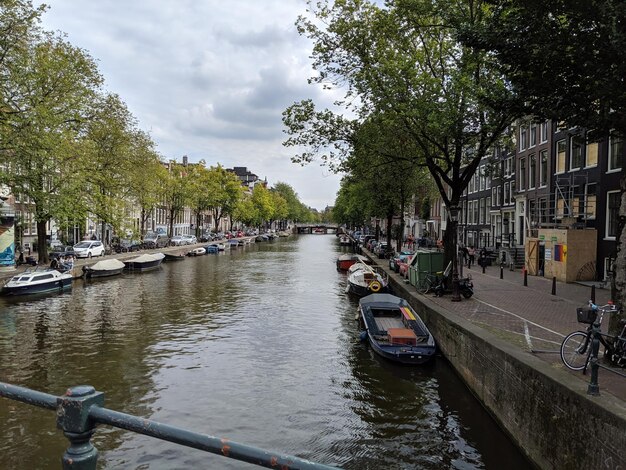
[448,205,461,302]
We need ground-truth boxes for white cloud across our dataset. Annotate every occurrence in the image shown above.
[38,0,341,209]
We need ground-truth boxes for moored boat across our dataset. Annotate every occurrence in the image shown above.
[188,247,206,256]
[346,262,389,297]
[358,293,436,365]
[1,268,72,296]
[338,235,351,246]
[336,254,369,271]
[216,243,226,251]
[82,259,125,278]
[124,252,165,272]
[205,245,219,254]
[164,253,186,261]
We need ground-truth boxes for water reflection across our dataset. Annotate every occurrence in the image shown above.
[0,236,531,469]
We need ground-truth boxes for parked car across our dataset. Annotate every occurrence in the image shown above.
[143,232,169,248]
[73,240,105,258]
[182,235,197,245]
[114,239,142,253]
[48,239,64,250]
[170,235,186,246]
[199,232,213,242]
[389,251,413,272]
[374,242,391,258]
[49,246,76,260]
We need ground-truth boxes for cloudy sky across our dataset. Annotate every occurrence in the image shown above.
[38,1,342,210]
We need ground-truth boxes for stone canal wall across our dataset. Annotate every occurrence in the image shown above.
[384,269,626,470]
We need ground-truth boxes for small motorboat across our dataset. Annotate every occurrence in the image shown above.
[188,247,206,256]
[124,253,165,272]
[228,239,240,248]
[338,235,351,246]
[82,259,125,278]
[336,254,369,271]
[205,245,219,254]
[1,268,72,296]
[164,253,186,261]
[216,243,226,251]
[358,293,436,365]
[346,262,389,297]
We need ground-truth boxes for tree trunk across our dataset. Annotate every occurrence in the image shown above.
[386,212,393,247]
[169,208,175,237]
[443,219,457,273]
[36,219,48,264]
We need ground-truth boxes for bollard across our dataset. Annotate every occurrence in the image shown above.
[500,264,504,279]
[482,262,485,274]
[523,269,528,287]
[57,385,105,470]
[587,323,601,396]
[551,277,556,295]
[591,285,596,303]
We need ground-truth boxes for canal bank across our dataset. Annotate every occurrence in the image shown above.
[364,249,626,470]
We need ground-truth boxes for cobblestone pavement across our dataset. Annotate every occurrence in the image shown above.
[385,257,626,401]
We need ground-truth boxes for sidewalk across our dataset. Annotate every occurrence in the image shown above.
[384,254,626,401]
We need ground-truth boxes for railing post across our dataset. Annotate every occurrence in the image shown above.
[56,385,105,469]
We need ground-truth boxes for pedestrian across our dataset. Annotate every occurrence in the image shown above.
[460,244,469,265]
[467,246,475,267]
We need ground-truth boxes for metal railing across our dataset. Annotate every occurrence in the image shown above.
[0,382,338,470]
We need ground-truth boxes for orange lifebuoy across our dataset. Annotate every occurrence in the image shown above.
[369,280,382,292]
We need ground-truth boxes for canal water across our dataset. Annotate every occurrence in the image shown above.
[0,235,532,469]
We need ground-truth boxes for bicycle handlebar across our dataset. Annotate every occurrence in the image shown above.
[588,300,618,312]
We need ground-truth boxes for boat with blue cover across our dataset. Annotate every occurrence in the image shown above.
[358,293,436,365]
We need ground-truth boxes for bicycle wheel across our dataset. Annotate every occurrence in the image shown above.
[560,331,591,371]
[417,277,431,294]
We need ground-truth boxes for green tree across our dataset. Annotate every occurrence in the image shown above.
[284,0,516,267]
[461,0,626,329]
[187,162,214,237]
[205,165,244,230]
[250,184,274,228]
[162,163,192,238]
[126,130,165,236]
[0,33,102,262]
[80,92,137,244]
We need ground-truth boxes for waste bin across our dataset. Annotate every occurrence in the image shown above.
[408,250,444,288]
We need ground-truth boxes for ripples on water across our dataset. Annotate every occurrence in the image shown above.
[0,236,531,469]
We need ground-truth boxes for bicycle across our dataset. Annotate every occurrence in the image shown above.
[417,271,442,294]
[560,301,626,372]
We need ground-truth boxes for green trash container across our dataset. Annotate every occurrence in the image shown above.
[408,250,444,289]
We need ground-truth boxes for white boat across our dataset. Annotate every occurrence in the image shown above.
[82,259,125,278]
[216,243,226,251]
[124,253,165,272]
[189,247,206,256]
[346,262,389,297]
[1,268,72,296]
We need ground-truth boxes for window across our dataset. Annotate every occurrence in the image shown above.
[504,158,510,177]
[469,174,474,193]
[480,166,485,191]
[491,187,497,204]
[519,158,526,190]
[607,191,620,238]
[556,196,565,219]
[570,135,584,170]
[539,150,548,187]
[556,140,566,173]
[487,196,491,213]
[510,181,515,200]
[586,140,598,167]
[530,124,537,147]
[473,200,479,224]
[510,157,515,175]
[608,133,623,172]
[585,184,596,220]
[540,122,548,143]
[539,198,548,223]
[570,186,580,217]
[479,198,485,224]
[504,182,510,204]
[529,154,536,188]
[520,126,527,151]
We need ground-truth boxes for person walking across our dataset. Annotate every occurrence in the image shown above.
[467,246,475,268]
